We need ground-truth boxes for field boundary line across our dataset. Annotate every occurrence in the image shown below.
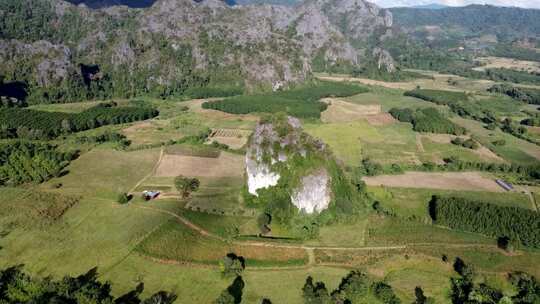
[129,147,164,194]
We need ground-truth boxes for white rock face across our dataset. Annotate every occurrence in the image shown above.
[291,170,331,214]
[246,154,280,196]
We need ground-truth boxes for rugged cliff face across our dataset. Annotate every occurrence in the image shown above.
[0,0,394,99]
[246,115,332,214]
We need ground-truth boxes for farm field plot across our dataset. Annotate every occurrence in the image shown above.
[40,148,161,199]
[343,90,447,112]
[208,128,251,149]
[360,122,420,164]
[363,171,504,192]
[185,176,246,214]
[418,133,505,164]
[316,74,463,92]
[122,120,195,146]
[368,186,534,219]
[452,117,540,164]
[473,56,540,73]
[155,151,244,178]
[304,121,373,166]
[29,100,110,113]
[365,216,494,246]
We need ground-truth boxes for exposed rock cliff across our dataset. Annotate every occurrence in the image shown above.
[0,0,396,96]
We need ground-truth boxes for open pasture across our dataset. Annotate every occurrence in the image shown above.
[363,171,505,192]
[155,151,244,178]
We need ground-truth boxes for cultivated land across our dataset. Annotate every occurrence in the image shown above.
[2,67,540,303]
[363,171,505,192]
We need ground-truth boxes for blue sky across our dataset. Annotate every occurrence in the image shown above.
[368,0,540,9]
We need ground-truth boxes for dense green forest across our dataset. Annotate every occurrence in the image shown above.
[429,196,540,248]
[0,102,158,139]
[0,141,75,186]
[202,82,368,118]
[389,107,466,135]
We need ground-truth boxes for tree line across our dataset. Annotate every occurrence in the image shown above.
[0,102,158,139]
[429,196,540,248]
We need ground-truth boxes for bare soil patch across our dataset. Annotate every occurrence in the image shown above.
[155,152,244,178]
[208,128,251,149]
[321,98,381,123]
[363,171,504,192]
[473,56,540,73]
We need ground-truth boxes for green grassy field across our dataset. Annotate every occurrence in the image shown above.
[304,121,371,167]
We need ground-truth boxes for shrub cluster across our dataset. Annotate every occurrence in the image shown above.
[429,196,540,248]
[450,137,479,149]
[0,141,75,186]
[390,107,466,135]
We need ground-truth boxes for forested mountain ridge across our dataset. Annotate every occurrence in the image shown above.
[0,0,393,104]
[390,5,540,43]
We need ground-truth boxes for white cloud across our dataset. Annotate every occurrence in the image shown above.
[368,0,540,9]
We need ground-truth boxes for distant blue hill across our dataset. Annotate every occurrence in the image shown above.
[410,3,449,9]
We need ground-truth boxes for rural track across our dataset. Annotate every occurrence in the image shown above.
[129,147,164,194]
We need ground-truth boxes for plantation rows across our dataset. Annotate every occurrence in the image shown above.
[0,141,75,186]
[0,103,158,139]
[429,196,540,248]
[389,107,466,135]
[202,81,368,118]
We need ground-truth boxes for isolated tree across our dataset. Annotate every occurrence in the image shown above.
[117,192,130,204]
[220,253,245,277]
[215,276,245,304]
[174,175,200,198]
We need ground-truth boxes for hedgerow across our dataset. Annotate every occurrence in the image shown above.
[404,89,468,105]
